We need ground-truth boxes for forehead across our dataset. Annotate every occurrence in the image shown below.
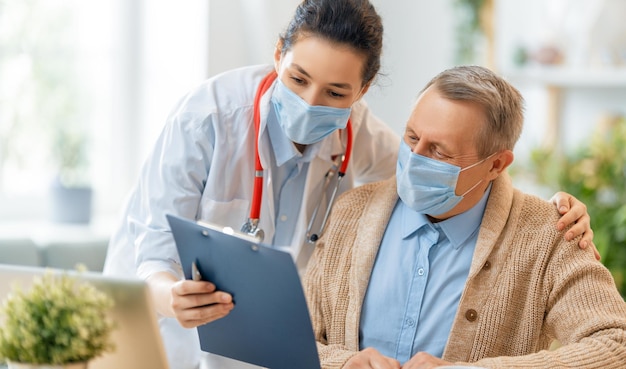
[282,36,366,87]
[407,87,485,152]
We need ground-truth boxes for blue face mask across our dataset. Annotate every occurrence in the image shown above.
[271,79,351,145]
[396,140,490,216]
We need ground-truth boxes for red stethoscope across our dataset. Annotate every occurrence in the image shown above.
[240,71,353,243]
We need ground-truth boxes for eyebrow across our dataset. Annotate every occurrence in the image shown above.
[292,63,353,90]
[405,128,454,155]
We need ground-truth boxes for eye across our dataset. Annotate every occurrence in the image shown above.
[289,75,306,85]
[403,133,419,151]
[432,147,451,160]
[327,90,346,99]
[405,133,418,144]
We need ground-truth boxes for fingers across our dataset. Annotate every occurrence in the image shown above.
[344,348,401,369]
[176,302,235,328]
[171,280,234,328]
[573,223,593,247]
[555,199,585,232]
[562,214,590,242]
[402,351,451,369]
[591,242,601,261]
[552,196,599,259]
[550,191,570,215]
[552,192,597,255]
[172,278,217,296]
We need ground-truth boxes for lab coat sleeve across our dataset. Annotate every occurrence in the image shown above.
[348,99,400,185]
[130,96,217,281]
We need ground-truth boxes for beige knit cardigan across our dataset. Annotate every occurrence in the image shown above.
[303,173,626,368]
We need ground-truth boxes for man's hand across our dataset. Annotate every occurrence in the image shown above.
[170,279,234,328]
[402,351,452,368]
[551,191,600,260]
[343,347,401,369]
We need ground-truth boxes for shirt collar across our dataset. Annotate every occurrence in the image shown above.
[400,202,434,239]
[400,183,492,250]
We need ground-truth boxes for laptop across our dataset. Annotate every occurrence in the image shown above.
[166,214,321,369]
[0,264,170,369]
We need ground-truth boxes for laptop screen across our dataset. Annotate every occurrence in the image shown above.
[0,264,169,369]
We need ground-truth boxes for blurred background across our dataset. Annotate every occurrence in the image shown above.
[0,0,625,291]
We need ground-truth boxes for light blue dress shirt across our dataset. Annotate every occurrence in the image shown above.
[359,185,492,364]
[265,106,320,247]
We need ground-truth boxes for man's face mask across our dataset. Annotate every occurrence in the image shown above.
[396,140,493,216]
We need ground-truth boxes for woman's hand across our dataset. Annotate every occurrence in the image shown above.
[170,279,234,328]
[147,271,234,328]
[551,191,600,260]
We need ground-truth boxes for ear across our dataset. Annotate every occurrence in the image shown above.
[273,41,283,73]
[486,150,514,180]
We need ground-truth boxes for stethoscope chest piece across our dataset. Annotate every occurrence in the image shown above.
[241,218,265,242]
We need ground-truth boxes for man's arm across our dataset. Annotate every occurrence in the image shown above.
[472,235,626,368]
[303,240,360,369]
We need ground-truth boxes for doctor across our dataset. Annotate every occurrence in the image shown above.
[103,0,594,368]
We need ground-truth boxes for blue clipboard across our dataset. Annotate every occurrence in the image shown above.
[166,214,321,369]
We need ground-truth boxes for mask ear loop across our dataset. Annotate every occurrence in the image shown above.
[459,151,498,172]
[457,152,498,197]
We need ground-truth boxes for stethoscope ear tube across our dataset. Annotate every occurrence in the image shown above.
[241,71,277,242]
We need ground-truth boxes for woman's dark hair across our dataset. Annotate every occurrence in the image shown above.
[279,0,383,86]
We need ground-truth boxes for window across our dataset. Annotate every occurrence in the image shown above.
[0,0,209,223]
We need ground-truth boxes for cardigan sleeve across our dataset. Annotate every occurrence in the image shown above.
[443,182,626,368]
[470,200,626,368]
[303,239,358,369]
[472,253,626,368]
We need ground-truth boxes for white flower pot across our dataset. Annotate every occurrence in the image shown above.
[48,181,93,224]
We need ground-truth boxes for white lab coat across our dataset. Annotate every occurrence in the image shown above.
[103,64,400,369]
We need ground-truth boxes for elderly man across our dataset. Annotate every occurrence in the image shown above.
[303,65,626,369]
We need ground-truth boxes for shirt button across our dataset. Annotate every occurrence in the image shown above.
[406,318,415,327]
[483,261,491,270]
[280,215,288,222]
[417,268,425,276]
[465,309,478,322]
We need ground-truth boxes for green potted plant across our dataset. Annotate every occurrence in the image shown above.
[0,271,116,368]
